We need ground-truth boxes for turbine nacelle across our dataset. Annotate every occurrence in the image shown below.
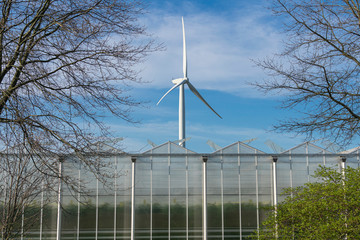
[172,78,188,85]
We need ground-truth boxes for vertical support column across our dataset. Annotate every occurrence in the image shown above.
[77,161,81,240]
[168,152,171,240]
[289,151,293,198]
[306,143,310,182]
[114,156,117,240]
[21,165,27,240]
[202,156,208,240]
[131,156,136,240]
[95,170,99,240]
[272,156,278,239]
[1,184,5,239]
[340,156,346,179]
[237,147,242,239]
[56,157,64,240]
[21,196,24,240]
[179,84,185,147]
[185,153,189,240]
[255,153,259,238]
[220,157,224,240]
[40,181,44,240]
[150,155,153,239]
[95,146,100,240]
[340,156,347,238]
[272,156,278,211]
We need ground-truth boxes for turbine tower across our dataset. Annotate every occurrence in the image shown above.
[157,17,222,147]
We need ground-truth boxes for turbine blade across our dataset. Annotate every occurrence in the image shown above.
[157,79,187,105]
[182,17,187,78]
[187,82,222,119]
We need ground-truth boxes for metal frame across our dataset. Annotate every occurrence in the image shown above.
[238,145,242,240]
[220,154,224,240]
[150,154,153,239]
[77,161,81,240]
[202,156,208,240]
[114,156,117,240]
[255,152,260,237]
[272,156,278,239]
[56,157,63,240]
[130,156,136,240]
[168,145,171,240]
[18,142,360,239]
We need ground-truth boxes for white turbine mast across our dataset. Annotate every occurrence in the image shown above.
[157,17,222,147]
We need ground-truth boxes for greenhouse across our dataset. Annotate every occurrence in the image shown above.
[6,141,360,240]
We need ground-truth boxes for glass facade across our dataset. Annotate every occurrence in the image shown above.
[2,141,358,239]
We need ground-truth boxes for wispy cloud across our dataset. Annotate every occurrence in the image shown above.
[108,1,309,153]
[138,0,283,98]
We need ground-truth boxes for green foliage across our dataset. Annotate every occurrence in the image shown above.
[256,166,360,239]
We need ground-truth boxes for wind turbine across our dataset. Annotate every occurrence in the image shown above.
[157,17,222,147]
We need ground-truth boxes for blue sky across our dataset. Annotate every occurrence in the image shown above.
[108,0,322,153]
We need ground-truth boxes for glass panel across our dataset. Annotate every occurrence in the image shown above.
[292,155,308,187]
[135,158,151,238]
[170,156,186,238]
[223,157,240,239]
[135,195,150,238]
[221,142,257,154]
[152,197,168,238]
[148,143,169,154]
[308,155,324,182]
[98,195,114,239]
[347,156,359,168]
[116,158,132,238]
[224,197,240,239]
[307,144,326,154]
[79,195,96,239]
[42,197,58,239]
[61,158,81,239]
[207,157,222,239]
[240,156,257,237]
[24,194,42,239]
[277,156,291,202]
[257,156,271,226]
[79,162,97,239]
[239,143,257,154]
[170,143,188,154]
[290,143,326,154]
[221,143,239,154]
[188,157,202,239]
[290,144,307,154]
[98,156,116,239]
[325,155,340,169]
[170,196,186,238]
[61,195,78,239]
[152,156,169,238]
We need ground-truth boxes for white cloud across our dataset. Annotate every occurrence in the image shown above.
[138,1,283,98]
[105,1,310,153]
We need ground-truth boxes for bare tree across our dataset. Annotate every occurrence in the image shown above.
[0,0,156,237]
[0,0,155,171]
[256,0,360,146]
[0,145,57,240]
